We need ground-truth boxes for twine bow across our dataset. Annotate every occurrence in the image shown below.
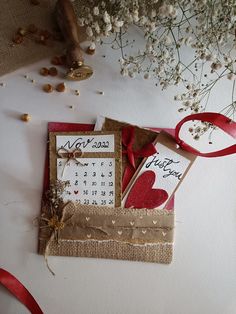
[57,147,85,177]
[39,205,75,276]
[122,126,157,191]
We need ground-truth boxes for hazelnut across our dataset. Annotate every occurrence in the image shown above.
[86,47,95,55]
[28,24,38,34]
[48,67,58,76]
[21,114,31,122]
[51,56,63,66]
[40,67,49,76]
[12,34,23,44]
[43,84,53,93]
[17,27,27,36]
[56,83,66,92]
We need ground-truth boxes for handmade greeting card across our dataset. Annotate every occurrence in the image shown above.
[38,124,175,268]
[49,131,122,207]
[122,131,196,209]
[38,113,235,271]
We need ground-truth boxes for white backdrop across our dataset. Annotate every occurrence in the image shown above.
[0,38,236,314]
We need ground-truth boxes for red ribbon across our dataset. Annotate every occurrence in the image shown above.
[175,112,236,157]
[122,126,157,191]
[0,268,43,314]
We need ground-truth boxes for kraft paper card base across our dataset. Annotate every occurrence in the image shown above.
[38,122,176,265]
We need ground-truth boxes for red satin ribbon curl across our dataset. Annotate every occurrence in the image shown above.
[175,112,236,157]
[0,268,43,314]
[122,126,157,191]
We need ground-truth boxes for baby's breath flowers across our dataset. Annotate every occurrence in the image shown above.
[45,180,70,210]
[74,0,236,137]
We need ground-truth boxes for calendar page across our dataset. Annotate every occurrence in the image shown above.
[49,131,122,207]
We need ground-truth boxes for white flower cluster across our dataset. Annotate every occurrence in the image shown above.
[74,0,236,125]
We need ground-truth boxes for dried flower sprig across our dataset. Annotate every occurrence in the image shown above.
[73,0,236,137]
[45,180,70,213]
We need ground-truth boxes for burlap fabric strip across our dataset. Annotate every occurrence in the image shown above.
[0,1,62,75]
[38,202,174,264]
[0,0,90,76]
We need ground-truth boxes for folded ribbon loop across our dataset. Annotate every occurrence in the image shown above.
[175,112,236,157]
[122,126,136,168]
[122,126,157,168]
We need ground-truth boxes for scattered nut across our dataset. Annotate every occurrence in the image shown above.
[56,82,66,92]
[51,56,63,66]
[12,34,24,44]
[21,113,31,122]
[17,27,27,36]
[98,91,104,95]
[24,74,29,79]
[0,83,6,87]
[75,89,80,96]
[31,79,36,83]
[86,47,95,55]
[28,24,38,34]
[40,67,49,76]
[48,67,58,76]
[69,105,74,110]
[43,84,53,93]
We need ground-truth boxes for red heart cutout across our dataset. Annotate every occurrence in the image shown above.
[125,171,168,209]
[74,190,79,195]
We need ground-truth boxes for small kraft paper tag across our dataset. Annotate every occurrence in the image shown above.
[49,131,122,207]
[122,131,196,209]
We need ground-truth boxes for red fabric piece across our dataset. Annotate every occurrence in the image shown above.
[121,126,157,191]
[0,268,43,314]
[122,126,157,167]
[175,112,236,157]
[125,171,169,209]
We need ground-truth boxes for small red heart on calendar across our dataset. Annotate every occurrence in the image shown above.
[74,190,79,195]
[125,171,168,209]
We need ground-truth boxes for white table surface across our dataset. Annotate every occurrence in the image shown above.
[0,41,236,314]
